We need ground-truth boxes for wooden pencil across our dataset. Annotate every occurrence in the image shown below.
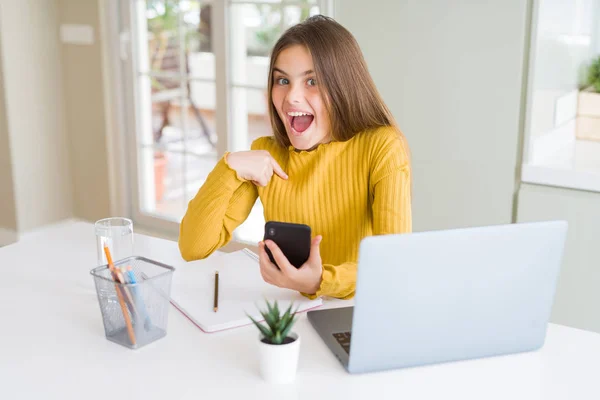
[213,271,219,312]
[104,246,136,345]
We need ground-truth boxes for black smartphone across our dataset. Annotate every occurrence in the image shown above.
[263,221,311,269]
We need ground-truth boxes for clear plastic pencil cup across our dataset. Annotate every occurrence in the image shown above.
[90,256,174,349]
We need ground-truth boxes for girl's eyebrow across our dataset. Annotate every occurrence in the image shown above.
[273,67,314,77]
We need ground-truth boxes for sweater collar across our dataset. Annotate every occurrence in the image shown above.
[287,139,335,154]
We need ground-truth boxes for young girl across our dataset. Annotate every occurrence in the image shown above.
[179,15,411,300]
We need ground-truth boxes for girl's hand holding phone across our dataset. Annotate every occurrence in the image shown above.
[258,235,323,295]
[226,150,288,187]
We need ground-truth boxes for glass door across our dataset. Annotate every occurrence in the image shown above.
[119,0,332,242]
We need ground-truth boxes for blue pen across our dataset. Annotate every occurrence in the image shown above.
[124,266,153,331]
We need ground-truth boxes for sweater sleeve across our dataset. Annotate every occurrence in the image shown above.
[178,152,259,261]
[303,128,412,299]
[369,126,412,235]
[303,262,357,300]
[370,139,412,235]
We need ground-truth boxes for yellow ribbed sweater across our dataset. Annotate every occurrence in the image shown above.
[178,126,412,299]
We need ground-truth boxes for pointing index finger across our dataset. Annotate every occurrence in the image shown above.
[270,158,288,180]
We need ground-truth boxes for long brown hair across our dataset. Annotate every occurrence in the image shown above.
[267,15,398,148]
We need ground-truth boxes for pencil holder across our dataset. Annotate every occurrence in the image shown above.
[90,256,175,349]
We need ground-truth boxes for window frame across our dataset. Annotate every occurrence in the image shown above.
[101,0,334,239]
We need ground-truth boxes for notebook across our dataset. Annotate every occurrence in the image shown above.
[170,248,323,333]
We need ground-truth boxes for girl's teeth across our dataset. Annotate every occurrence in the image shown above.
[288,112,311,117]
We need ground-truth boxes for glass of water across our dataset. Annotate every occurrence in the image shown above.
[95,217,134,265]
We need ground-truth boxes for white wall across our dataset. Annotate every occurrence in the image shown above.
[517,183,600,333]
[0,27,18,242]
[59,0,112,222]
[0,0,73,232]
[336,0,529,232]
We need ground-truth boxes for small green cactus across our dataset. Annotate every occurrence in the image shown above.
[248,300,298,345]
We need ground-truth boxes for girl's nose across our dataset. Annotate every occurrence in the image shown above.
[286,83,304,104]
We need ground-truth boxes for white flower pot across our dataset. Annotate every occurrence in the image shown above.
[258,332,300,384]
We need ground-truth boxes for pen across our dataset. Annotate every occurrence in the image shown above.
[126,265,153,331]
[213,270,219,312]
[115,266,140,318]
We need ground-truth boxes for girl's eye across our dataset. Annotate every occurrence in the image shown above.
[307,78,316,86]
[276,77,289,85]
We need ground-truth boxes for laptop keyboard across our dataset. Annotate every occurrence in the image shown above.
[332,331,352,354]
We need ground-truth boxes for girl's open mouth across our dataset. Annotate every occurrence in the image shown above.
[286,111,314,135]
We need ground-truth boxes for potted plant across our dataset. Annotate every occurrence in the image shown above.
[248,300,300,384]
[576,55,600,141]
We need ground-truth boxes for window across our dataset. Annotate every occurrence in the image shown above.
[121,0,332,243]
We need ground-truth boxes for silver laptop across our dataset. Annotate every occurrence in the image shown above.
[307,220,568,374]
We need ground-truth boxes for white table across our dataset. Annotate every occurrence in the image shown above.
[1,220,599,400]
